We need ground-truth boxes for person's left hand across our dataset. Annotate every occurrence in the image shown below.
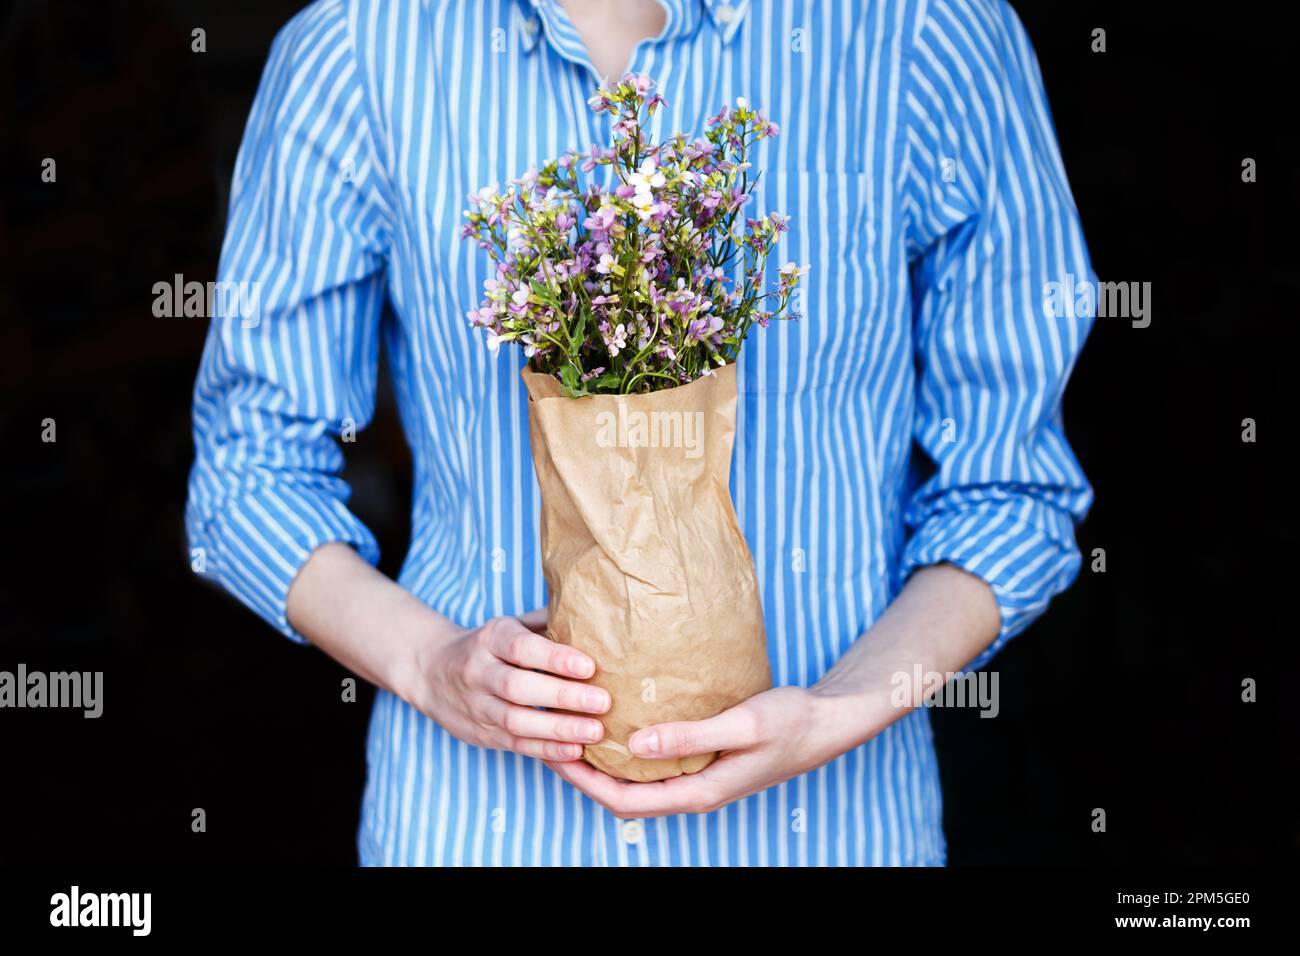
[544,685,867,818]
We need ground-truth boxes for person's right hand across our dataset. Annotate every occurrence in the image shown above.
[285,545,608,762]
[407,613,610,761]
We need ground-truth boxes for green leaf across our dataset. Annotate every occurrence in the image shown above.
[529,278,559,307]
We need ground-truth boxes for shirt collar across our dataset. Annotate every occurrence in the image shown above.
[513,0,746,58]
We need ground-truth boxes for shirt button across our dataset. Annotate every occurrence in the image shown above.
[522,17,539,35]
[621,820,644,844]
[715,4,736,23]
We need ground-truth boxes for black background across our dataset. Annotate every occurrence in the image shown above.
[2,0,1295,868]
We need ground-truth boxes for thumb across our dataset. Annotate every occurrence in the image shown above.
[629,707,760,759]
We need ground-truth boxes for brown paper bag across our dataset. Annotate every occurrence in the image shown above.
[522,362,772,782]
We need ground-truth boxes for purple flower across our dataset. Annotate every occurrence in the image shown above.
[582,204,618,233]
[684,138,714,160]
[686,315,724,343]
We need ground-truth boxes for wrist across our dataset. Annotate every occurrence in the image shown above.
[387,606,461,710]
[808,679,896,754]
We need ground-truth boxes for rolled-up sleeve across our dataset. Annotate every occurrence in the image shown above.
[898,0,1094,670]
[186,0,394,643]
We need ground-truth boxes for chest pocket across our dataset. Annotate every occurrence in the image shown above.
[735,169,880,395]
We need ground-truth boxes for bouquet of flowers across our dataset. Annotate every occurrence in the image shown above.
[461,75,808,782]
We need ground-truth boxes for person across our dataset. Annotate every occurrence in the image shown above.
[187,0,1094,866]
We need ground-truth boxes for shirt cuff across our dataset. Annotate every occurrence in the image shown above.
[898,496,1082,671]
[189,482,381,644]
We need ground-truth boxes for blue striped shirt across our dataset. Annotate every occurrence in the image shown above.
[187,0,1094,866]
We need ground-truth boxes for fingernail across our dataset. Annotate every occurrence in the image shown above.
[633,730,659,756]
[585,690,609,712]
[569,656,594,677]
[583,722,603,742]
[563,744,583,759]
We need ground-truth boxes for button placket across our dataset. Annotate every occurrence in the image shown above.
[620,819,645,845]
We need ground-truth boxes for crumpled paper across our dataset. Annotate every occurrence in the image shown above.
[523,362,772,782]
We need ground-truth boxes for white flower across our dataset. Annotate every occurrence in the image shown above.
[735,96,748,109]
[607,323,629,356]
[627,158,666,194]
[486,332,504,354]
[596,252,617,274]
[512,287,531,306]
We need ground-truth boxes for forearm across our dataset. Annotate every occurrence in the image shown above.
[285,543,605,761]
[285,542,460,702]
[811,563,1001,752]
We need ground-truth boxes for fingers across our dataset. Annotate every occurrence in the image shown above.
[488,662,610,714]
[628,707,760,760]
[482,617,594,678]
[510,737,586,761]
[484,699,604,745]
[544,758,725,818]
